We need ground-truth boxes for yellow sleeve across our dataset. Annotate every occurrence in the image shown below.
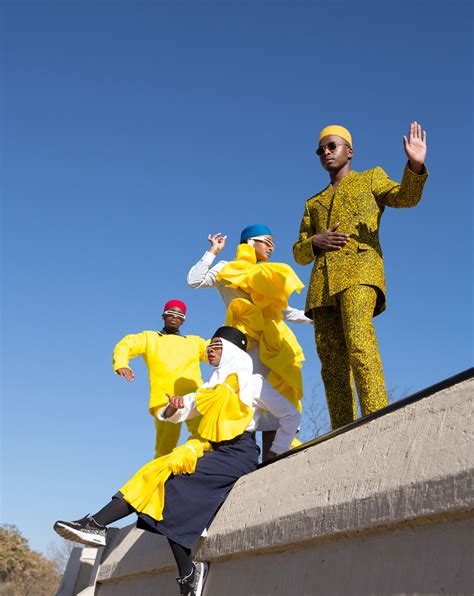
[112,332,147,373]
[195,373,253,443]
[223,373,239,392]
[293,201,317,265]
[198,337,210,363]
[371,164,428,209]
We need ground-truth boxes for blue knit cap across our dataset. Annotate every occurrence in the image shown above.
[240,224,273,243]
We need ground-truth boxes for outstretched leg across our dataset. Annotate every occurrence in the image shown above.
[53,496,134,547]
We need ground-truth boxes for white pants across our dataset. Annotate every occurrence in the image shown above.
[251,374,301,454]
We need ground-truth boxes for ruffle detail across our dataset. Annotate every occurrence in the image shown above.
[119,438,211,521]
[217,245,305,410]
[196,374,254,442]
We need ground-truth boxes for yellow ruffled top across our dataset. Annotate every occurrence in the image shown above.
[119,373,253,521]
[217,244,305,410]
[196,373,254,443]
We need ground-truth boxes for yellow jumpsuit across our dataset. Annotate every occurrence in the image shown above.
[113,331,208,456]
[293,164,428,429]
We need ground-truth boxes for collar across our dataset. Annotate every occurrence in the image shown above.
[315,171,357,209]
[159,328,181,336]
[235,243,257,264]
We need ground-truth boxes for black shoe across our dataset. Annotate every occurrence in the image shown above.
[176,562,208,596]
[53,515,106,547]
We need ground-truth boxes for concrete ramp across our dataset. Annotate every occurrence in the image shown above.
[58,371,474,595]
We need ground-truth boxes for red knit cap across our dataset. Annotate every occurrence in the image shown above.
[163,299,187,314]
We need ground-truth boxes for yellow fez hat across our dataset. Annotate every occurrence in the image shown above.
[319,125,352,147]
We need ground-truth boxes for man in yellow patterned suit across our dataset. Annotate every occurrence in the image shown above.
[293,122,428,429]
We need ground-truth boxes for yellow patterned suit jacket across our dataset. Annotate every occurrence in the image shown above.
[293,164,428,317]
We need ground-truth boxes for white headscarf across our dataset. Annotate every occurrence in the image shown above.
[203,338,254,407]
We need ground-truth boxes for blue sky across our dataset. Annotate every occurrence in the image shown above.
[1,1,472,556]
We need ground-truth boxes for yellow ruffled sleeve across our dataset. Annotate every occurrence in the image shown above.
[196,374,254,443]
[247,262,304,311]
[216,244,256,291]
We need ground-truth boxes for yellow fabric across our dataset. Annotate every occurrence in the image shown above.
[319,125,352,146]
[196,374,254,442]
[152,415,201,459]
[293,164,428,317]
[119,374,254,521]
[112,331,208,412]
[313,285,388,430]
[217,244,305,410]
[119,439,211,520]
[291,437,302,449]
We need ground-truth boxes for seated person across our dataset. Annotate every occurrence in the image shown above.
[54,326,300,596]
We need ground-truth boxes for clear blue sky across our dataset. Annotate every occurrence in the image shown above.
[1,1,472,556]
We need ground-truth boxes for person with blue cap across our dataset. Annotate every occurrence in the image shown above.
[187,224,312,459]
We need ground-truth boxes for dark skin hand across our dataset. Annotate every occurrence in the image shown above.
[162,394,185,418]
[402,121,427,174]
[312,222,350,252]
[313,121,427,252]
[116,367,135,381]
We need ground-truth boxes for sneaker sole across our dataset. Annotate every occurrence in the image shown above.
[54,522,106,547]
[194,562,209,596]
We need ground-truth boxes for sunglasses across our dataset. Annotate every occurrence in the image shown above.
[251,237,274,248]
[206,339,223,352]
[163,309,185,320]
[315,142,350,156]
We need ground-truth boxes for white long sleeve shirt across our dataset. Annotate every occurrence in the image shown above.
[187,251,312,324]
[157,374,301,454]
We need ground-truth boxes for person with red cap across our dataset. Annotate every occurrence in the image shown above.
[113,300,208,457]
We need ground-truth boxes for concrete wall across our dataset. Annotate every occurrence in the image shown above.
[56,547,99,596]
[58,376,474,595]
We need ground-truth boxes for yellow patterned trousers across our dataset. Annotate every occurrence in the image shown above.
[313,284,388,430]
[153,415,201,458]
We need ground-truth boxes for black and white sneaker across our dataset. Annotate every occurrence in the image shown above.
[176,562,209,596]
[53,515,106,547]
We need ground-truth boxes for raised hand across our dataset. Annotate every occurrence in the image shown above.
[312,223,350,251]
[166,394,185,408]
[162,394,185,419]
[208,232,227,255]
[403,121,427,174]
[116,367,135,381]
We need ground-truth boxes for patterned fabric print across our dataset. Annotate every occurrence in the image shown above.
[293,164,428,317]
[313,305,357,429]
[314,285,388,430]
